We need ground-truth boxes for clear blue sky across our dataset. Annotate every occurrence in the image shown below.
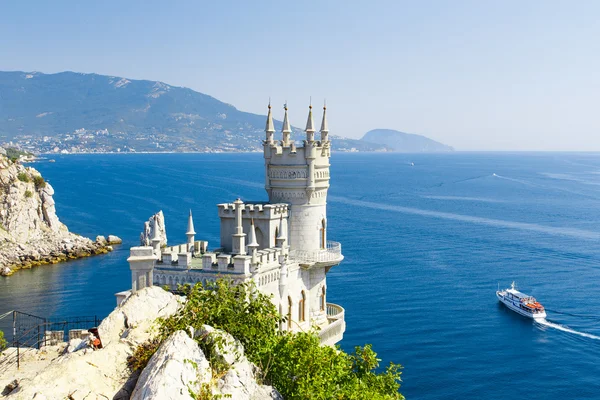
[1,0,599,150]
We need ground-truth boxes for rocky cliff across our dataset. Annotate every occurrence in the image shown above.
[0,157,117,276]
[0,287,281,400]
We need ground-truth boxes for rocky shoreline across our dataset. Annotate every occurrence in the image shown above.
[0,154,121,277]
[0,234,122,277]
[0,287,280,399]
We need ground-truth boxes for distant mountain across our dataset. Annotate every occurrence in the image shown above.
[360,129,453,152]
[0,71,385,153]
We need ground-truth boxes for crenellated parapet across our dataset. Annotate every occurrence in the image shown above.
[218,202,288,219]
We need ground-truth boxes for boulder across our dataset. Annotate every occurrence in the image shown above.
[65,338,89,354]
[98,286,184,347]
[195,325,283,400]
[95,235,107,244]
[131,331,211,400]
[107,235,122,245]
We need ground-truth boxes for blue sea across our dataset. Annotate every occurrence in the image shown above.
[1,152,600,399]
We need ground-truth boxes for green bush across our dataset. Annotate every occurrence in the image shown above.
[17,172,30,183]
[33,175,46,189]
[0,330,7,351]
[24,190,33,198]
[132,280,404,399]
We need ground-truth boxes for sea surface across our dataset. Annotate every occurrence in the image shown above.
[1,152,600,399]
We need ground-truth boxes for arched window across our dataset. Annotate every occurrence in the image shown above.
[320,219,326,249]
[320,286,326,311]
[299,291,306,322]
[287,296,293,330]
[274,226,279,247]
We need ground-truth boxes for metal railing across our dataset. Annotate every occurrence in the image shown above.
[0,312,101,372]
[291,241,343,264]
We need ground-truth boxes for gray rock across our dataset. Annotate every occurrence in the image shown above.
[65,338,88,353]
[195,325,283,400]
[107,235,122,245]
[131,331,211,400]
[140,211,167,246]
[98,286,184,347]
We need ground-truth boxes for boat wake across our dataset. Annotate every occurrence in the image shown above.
[536,319,600,340]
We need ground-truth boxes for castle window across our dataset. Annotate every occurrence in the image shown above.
[274,226,279,247]
[320,286,326,311]
[299,291,306,322]
[288,296,293,330]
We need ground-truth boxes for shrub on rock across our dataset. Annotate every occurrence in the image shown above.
[135,280,404,399]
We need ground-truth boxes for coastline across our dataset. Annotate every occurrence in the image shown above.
[0,235,121,277]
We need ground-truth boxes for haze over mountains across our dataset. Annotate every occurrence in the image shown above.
[361,129,453,152]
[0,71,451,153]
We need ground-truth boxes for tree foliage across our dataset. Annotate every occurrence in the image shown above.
[0,330,7,351]
[132,280,404,399]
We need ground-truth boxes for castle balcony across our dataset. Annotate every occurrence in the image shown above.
[291,241,344,268]
[319,302,346,346]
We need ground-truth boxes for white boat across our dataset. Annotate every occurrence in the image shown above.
[496,282,546,320]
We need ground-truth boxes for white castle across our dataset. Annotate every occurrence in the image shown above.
[123,103,345,345]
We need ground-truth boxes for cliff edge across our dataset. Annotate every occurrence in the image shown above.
[0,156,117,276]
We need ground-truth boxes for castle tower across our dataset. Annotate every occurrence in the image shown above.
[263,103,331,252]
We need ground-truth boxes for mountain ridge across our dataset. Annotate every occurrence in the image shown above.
[360,129,453,152]
[0,71,446,153]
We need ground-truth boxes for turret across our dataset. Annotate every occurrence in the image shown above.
[247,219,259,265]
[231,198,246,255]
[186,210,196,251]
[265,101,275,144]
[320,103,329,143]
[128,247,157,292]
[282,104,291,147]
[305,104,315,142]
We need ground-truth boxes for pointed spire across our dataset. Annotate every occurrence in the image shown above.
[305,101,315,142]
[320,101,329,142]
[186,210,196,235]
[282,102,291,146]
[265,100,275,140]
[320,102,329,133]
[248,219,259,248]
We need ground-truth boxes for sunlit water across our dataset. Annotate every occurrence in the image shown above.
[1,152,600,399]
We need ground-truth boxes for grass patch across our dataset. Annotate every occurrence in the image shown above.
[17,172,30,183]
[33,175,46,189]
